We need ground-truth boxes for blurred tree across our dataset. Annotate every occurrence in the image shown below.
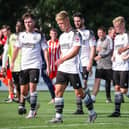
[1,0,129,37]
[35,0,81,38]
[0,0,37,32]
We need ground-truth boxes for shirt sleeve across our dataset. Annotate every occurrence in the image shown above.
[99,38,113,58]
[89,31,96,47]
[2,43,8,67]
[14,33,22,48]
[40,35,48,50]
[73,32,81,46]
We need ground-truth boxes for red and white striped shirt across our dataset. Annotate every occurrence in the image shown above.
[47,39,61,72]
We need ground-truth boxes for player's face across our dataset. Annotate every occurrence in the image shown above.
[50,30,57,40]
[2,28,8,36]
[56,18,69,32]
[16,21,22,33]
[110,29,116,39]
[113,22,124,34]
[73,17,82,29]
[97,29,106,40]
[0,30,2,38]
[24,17,35,32]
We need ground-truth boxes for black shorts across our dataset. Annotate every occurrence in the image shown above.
[56,71,82,89]
[19,69,40,85]
[113,71,128,88]
[95,68,113,81]
[12,72,20,85]
[81,67,89,80]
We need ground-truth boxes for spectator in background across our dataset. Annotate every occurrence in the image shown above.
[1,25,15,103]
[39,30,56,104]
[73,12,96,114]
[46,28,61,104]
[4,20,23,102]
[91,26,113,103]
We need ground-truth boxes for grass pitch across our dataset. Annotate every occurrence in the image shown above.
[0,91,129,129]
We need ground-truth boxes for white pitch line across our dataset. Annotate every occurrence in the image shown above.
[1,122,129,129]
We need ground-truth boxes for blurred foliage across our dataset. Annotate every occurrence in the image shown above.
[0,0,129,38]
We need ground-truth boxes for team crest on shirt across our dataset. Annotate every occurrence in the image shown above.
[74,35,80,42]
[121,37,125,41]
[33,35,38,40]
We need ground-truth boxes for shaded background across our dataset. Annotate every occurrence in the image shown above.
[0,0,129,38]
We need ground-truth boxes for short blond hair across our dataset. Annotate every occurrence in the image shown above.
[112,16,125,25]
[55,10,69,21]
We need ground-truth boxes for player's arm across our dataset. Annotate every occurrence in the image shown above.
[43,48,50,75]
[1,43,9,76]
[99,39,113,58]
[87,46,95,71]
[118,45,129,54]
[2,43,8,68]
[10,46,19,71]
[55,46,80,66]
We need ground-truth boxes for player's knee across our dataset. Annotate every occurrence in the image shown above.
[74,89,84,98]
[83,94,92,106]
[55,89,64,97]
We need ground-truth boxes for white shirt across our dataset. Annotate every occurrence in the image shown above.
[58,30,81,73]
[79,29,96,66]
[15,32,48,70]
[112,33,129,71]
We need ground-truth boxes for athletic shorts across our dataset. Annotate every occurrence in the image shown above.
[6,68,12,80]
[56,71,82,89]
[113,71,128,88]
[19,69,40,85]
[95,68,113,81]
[12,72,20,85]
[49,71,57,79]
[81,67,89,80]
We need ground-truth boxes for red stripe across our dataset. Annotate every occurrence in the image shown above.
[48,40,51,69]
[48,39,60,72]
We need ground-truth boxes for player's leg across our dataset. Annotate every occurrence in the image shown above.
[91,78,101,102]
[12,72,20,103]
[73,67,88,114]
[18,84,28,115]
[49,71,67,123]
[41,68,55,104]
[91,69,102,102]
[109,71,128,117]
[26,69,40,119]
[72,73,97,123]
[105,80,112,103]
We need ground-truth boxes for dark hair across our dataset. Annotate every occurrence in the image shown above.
[97,26,106,32]
[2,24,11,31]
[50,28,57,33]
[73,12,84,19]
[22,12,36,20]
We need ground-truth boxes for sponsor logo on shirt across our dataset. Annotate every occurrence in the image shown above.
[61,43,70,49]
[22,43,35,48]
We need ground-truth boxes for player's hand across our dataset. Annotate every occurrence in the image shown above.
[118,47,126,54]
[94,55,101,61]
[121,54,129,61]
[1,67,7,77]
[10,62,14,71]
[46,66,50,76]
[111,56,115,62]
[55,58,64,66]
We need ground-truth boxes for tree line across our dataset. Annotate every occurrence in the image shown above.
[0,0,129,38]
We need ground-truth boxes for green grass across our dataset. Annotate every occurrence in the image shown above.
[0,91,129,129]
